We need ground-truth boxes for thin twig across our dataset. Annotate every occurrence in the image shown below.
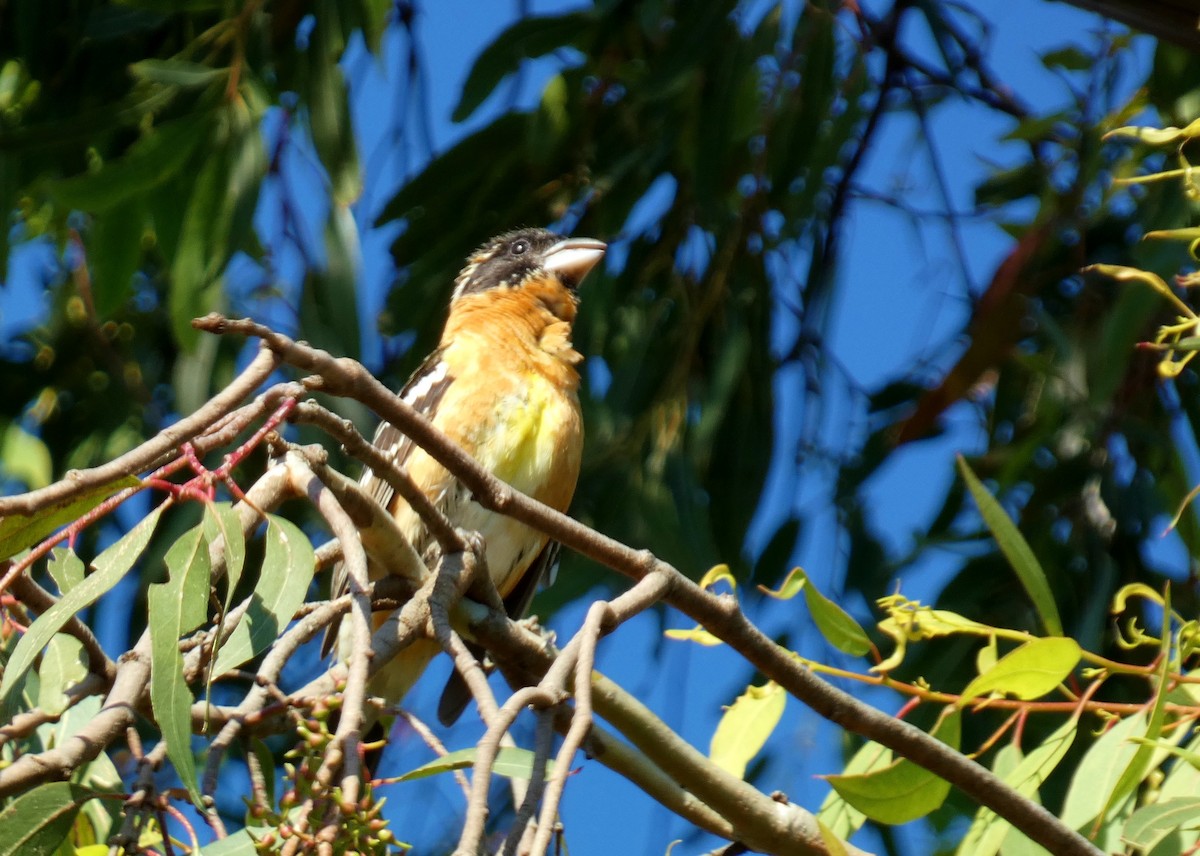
[288,451,371,807]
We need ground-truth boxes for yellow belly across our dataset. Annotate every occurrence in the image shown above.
[387,371,582,596]
[459,376,581,594]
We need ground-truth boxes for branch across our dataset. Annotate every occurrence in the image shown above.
[0,455,293,798]
[195,316,1100,856]
[0,345,279,516]
[287,451,372,807]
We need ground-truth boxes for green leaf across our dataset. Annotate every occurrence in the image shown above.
[397,746,554,782]
[299,207,362,359]
[196,828,260,855]
[958,717,1077,856]
[991,745,1053,856]
[211,515,314,675]
[1104,118,1200,145]
[975,161,1044,207]
[818,739,894,840]
[1123,798,1200,851]
[202,502,244,716]
[1061,711,1150,832]
[957,456,1063,636]
[1041,47,1092,71]
[129,59,226,88]
[0,476,140,561]
[709,680,786,779]
[202,502,246,608]
[36,634,86,716]
[0,424,52,489]
[0,783,94,856]
[148,523,213,806]
[452,13,591,122]
[962,744,1027,856]
[758,566,806,600]
[356,0,392,51]
[958,637,1080,705]
[304,12,361,205]
[89,197,145,317]
[168,141,227,350]
[760,567,871,656]
[1,503,165,710]
[53,695,122,791]
[246,738,276,809]
[825,710,960,825]
[48,115,209,213]
[1095,608,1173,829]
[46,547,85,594]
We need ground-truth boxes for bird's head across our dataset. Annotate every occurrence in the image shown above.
[452,228,606,301]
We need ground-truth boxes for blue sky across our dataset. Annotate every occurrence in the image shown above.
[0,1,1167,853]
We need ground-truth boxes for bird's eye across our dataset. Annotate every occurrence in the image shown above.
[510,239,530,256]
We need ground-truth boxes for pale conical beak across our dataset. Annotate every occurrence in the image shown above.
[543,237,607,287]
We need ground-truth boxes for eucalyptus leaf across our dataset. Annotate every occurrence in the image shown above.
[397,746,554,782]
[1,503,165,710]
[211,516,315,675]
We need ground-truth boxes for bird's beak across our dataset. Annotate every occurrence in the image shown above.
[543,237,607,287]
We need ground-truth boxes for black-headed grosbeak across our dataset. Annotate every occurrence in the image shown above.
[334,228,605,725]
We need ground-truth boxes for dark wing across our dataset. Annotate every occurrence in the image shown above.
[322,347,454,659]
[436,541,562,726]
[356,346,453,511]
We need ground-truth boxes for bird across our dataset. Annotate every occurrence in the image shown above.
[330,227,606,730]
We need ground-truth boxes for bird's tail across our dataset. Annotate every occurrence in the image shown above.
[355,637,441,779]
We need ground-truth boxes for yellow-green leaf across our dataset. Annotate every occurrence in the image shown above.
[664,626,724,646]
[1103,119,1200,145]
[397,747,554,782]
[766,567,870,656]
[698,563,736,591]
[1084,264,1195,317]
[709,681,786,779]
[873,595,992,672]
[0,424,51,490]
[825,710,960,825]
[959,637,1080,705]
[758,566,806,600]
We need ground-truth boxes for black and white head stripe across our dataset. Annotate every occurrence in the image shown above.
[452,228,606,300]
